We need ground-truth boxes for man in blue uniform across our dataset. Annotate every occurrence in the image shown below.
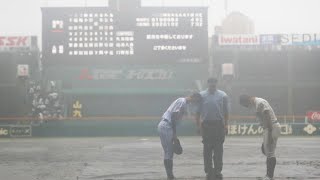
[196,78,229,180]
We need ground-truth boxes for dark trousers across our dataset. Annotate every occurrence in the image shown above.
[202,121,225,175]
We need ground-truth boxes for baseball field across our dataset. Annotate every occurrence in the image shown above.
[0,137,319,180]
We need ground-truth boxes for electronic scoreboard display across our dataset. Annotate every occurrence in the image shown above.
[42,7,208,64]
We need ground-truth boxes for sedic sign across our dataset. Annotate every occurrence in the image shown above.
[281,34,320,46]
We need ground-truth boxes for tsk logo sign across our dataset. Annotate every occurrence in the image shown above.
[307,111,320,121]
[218,35,260,45]
[0,36,31,47]
[281,34,320,45]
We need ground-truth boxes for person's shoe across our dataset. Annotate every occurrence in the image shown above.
[206,173,213,180]
[263,176,273,180]
[215,172,223,179]
[164,159,174,179]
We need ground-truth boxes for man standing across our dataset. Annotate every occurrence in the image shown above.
[239,94,281,180]
[196,78,229,180]
[158,92,202,180]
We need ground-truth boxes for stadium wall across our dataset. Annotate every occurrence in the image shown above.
[0,120,319,137]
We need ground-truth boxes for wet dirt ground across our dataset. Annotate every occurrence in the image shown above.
[0,137,319,180]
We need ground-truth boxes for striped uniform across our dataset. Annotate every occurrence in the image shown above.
[254,97,281,158]
[158,98,187,160]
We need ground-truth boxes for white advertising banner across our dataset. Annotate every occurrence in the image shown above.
[0,36,32,48]
[218,35,260,46]
[281,34,320,45]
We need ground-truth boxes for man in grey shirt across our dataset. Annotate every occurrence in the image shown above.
[195,78,229,180]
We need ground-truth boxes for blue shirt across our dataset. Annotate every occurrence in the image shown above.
[198,89,229,122]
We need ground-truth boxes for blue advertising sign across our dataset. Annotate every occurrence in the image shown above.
[260,34,280,45]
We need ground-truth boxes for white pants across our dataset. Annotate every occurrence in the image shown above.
[263,122,281,158]
[158,120,174,160]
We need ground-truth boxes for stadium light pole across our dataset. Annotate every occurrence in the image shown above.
[224,0,228,16]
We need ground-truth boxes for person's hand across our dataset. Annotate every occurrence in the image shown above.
[224,125,229,135]
[196,127,202,136]
[172,134,178,142]
[269,138,274,145]
[268,129,274,145]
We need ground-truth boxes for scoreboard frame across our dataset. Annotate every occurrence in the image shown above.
[42,6,208,66]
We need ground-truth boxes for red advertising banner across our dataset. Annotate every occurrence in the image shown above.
[306,111,320,122]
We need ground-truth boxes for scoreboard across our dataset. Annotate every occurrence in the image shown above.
[42,7,208,65]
